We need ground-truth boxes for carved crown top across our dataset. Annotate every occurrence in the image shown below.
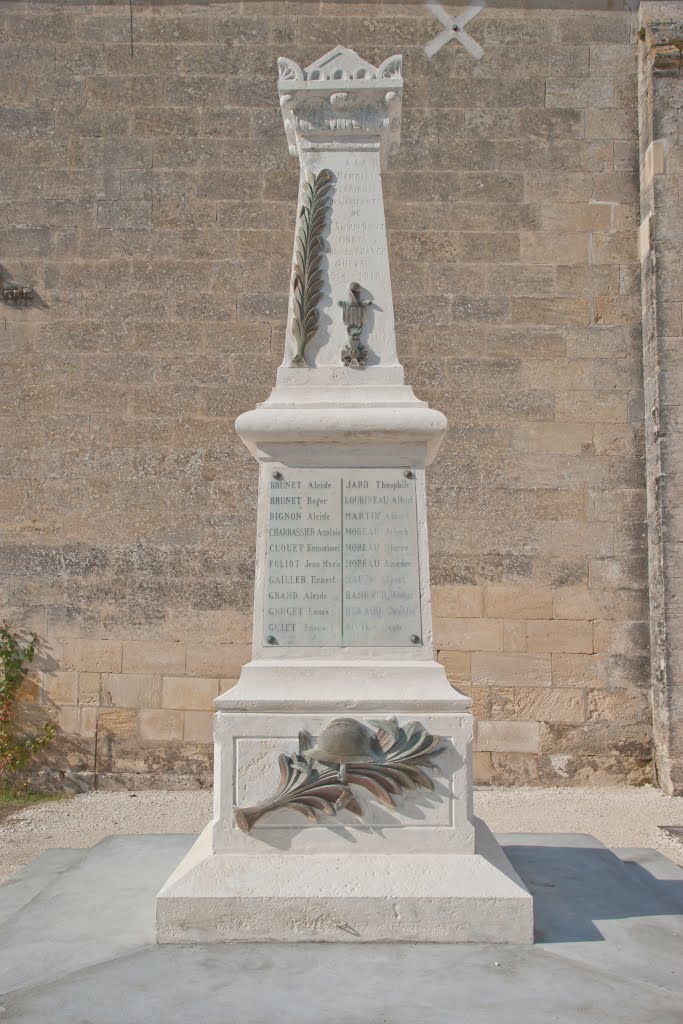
[278,48,403,164]
[278,47,403,91]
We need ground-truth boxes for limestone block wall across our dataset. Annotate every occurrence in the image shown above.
[0,0,655,789]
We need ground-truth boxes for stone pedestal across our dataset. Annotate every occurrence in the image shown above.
[157,47,533,944]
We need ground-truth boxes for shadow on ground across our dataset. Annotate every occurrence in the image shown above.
[504,841,683,942]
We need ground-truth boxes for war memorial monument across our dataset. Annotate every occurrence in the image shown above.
[156,46,533,943]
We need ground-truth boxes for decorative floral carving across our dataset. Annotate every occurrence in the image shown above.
[277,48,402,85]
[290,168,333,367]
[330,91,350,108]
[378,55,403,80]
[277,57,303,83]
[278,48,403,165]
[295,99,389,135]
[233,718,445,832]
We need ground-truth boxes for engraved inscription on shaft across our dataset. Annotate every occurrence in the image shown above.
[264,468,422,647]
[329,160,387,284]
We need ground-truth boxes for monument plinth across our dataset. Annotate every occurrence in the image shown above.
[156,47,533,944]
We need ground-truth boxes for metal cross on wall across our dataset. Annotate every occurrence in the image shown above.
[424,2,486,60]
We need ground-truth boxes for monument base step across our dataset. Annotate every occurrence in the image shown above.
[156,818,533,944]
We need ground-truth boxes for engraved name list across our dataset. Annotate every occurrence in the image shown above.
[264,467,422,647]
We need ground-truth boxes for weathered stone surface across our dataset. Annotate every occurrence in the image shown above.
[102,674,162,710]
[97,708,138,739]
[541,720,651,760]
[471,653,551,689]
[434,618,504,652]
[42,671,78,706]
[162,677,219,712]
[183,711,213,744]
[438,651,471,684]
[476,720,540,754]
[539,754,652,786]
[552,653,608,689]
[122,643,186,675]
[515,688,586,725]
[77,674,100,706]
[484,586,553,620]
[185,644,251,678]
[503,621,527,653]
[527,620,594,654]
[63,639,122,674]
[432,585,483,618]
[139,710,184,742]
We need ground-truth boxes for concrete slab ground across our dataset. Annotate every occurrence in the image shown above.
[1,833,682,1023]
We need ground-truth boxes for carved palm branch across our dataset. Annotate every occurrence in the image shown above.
[234,719,445,832]
[234,753,362,832]
[352,718,446,803]
[290,168,333,367]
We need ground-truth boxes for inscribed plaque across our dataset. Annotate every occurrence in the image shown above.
[263,468,422,647]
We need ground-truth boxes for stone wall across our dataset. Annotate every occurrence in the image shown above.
[1,0,655,789]
[637,1,683,794]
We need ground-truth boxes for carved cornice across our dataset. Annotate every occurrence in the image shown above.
[278,47,403,161]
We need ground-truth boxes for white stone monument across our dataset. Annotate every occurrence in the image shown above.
[156,47,533,943]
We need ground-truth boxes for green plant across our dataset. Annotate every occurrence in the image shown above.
[0,623,55,794]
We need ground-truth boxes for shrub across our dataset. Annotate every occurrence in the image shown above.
[0,623,55,795]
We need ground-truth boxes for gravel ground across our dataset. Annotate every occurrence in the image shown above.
[1,785,683,885]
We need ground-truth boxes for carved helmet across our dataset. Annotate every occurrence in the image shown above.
[307,717,382,766]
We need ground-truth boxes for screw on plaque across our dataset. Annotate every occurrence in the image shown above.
[410,635,422,644]
[266,635,277,645]
[272,471,283,480]
[404,470,415,479]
